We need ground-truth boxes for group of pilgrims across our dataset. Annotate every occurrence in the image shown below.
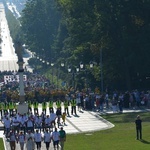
[0,96,80,150]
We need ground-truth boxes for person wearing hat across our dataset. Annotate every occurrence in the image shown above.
[135,115,142,140]
[44,128,52,150]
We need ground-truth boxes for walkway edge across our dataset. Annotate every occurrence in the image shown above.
[3,137,7,150]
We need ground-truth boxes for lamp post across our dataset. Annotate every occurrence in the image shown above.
[79,61,93,91]
[68,66,79,91]
[14,40,28,114]
[100,48,103,93]
[51,62,54,84]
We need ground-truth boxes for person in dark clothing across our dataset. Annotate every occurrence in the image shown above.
[135,115,142,140]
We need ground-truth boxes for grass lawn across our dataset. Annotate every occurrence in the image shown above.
[65,112,150,150]
[0,138,4,150]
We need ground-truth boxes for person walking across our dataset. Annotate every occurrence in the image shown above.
[59,127,66,150]
[17,131,25,150]
[135,115,142,140]
[2,116,11,138]
[44,128,52,150]
[52,128,60,150]
[8,130,17,150]
[61,112,66,126]
[26,130,35,150]
[34,129,42,150]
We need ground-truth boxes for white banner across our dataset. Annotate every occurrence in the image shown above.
[4,75,27,83]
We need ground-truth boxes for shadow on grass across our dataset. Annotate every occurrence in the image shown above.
[102,112,150,123]
[140,139,150,144]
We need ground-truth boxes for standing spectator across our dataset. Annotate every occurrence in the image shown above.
[111,98,118,113]
[63,99,70,116]
[76,93,81,111]
[99,94,105,112]
[59,127,66,150]
[134,90,141,108]
[52,128,60,150]
[123,91,130,108]
[95,95,100,111]
[44,128,52,150]
[71,97,77,116]
[33,100,39,114]
[34,129,42,150]
[118,93,124,113]
[27,100,32,113]
[9,100,14,117]
[56,99,62,111]
[17,131,25,150]
[135,115,142,140]
[49,99,54,113]
[42,100,47,115]
[105,93,109,109]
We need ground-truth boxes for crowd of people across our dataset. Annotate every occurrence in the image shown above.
[1,104,67,150]
[0,70,150,150]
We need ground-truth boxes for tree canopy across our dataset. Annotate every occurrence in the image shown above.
[20,0,150,91]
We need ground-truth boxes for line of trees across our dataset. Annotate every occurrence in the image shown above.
[10,0,150,91]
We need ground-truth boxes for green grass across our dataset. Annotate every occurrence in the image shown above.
[65,112,150,150]
[0,138,4,150]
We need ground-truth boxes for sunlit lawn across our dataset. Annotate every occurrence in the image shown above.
[65,112,150,150]
[0,138,4,150]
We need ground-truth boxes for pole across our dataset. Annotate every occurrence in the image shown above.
[15,41,28,114]
[100,48,103,93]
